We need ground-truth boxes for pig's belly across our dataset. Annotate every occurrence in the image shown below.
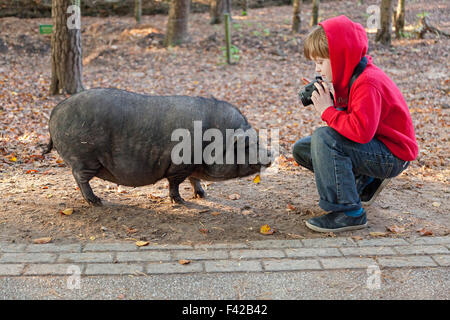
[96,165,162,187]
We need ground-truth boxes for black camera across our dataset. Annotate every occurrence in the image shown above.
[298,76,334,107]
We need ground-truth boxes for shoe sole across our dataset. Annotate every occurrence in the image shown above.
[305,221,368,233]
[361,178,391,207]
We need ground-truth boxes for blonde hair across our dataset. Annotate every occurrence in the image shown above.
[303,25,329,60]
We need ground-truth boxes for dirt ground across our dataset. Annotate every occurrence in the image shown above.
[0,1,449,245]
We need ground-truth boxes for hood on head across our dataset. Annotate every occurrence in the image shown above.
[319,15,368,108]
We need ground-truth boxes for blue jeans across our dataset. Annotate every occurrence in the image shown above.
[292,127,409,212]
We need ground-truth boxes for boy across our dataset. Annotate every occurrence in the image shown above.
[293,16,418,233]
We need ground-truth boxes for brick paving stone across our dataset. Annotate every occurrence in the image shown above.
[194,243,249,250]
[0,253,56,263]
[411,236,450,245]
[302,238,356,248]
[354,238,409,247]
[84,263,144,275]
[147,261,203,274]
[248,240,303,249]
[432,255,450,267]
[58,252,114,263]
[24,264,81,276]
[26,244,82,253]
[263,259,322,271]
[172,250,229,260]
[229,249,285,259]
[83,243,137,252]
[116,251,171,262]
[0,243,27,253]
[340,247,396,257]
[204,260,262,273]
[140,244,194,250]
[285,247,341,258]
[394,245,449,255]
[0,264,24,276]
[377,256,437,268]
[320,257,377,269]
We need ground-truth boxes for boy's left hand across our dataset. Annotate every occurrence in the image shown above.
[311,81,334,116]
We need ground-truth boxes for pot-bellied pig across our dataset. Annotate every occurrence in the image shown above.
[44,88,272,205]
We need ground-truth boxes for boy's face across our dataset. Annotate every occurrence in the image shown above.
[313,57,332,83]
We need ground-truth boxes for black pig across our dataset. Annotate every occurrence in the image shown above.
[44,88,270,205]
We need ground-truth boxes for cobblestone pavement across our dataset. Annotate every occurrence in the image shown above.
[1,236,449,277]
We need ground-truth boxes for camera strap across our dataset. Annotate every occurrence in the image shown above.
[335,56,368,111]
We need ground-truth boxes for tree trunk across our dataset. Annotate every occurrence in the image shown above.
[135,0,142,24]
[50,0,84,95]
[394,0,405,38]
[310,0,320,26]
[376,0,393,45]
[164,0,190,47]
[210,0,224,24]
[292,0,301,33]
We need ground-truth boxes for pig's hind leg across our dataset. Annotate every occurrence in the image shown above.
[189,177,205,199]
[71,161,103,206]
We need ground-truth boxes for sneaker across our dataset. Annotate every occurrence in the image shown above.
[360,178,391,206]
[305,210,368,233]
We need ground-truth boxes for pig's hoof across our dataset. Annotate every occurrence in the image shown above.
[193,190,206,199]
[87,196,103,206]
[170,195,185,204]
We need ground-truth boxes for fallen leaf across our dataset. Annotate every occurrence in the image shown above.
[417,228,434,236]
[352,236,363,241]
[135,241,149,247]
[33,237,52,244]
[179,259,191,265]
[199,228,209,234]
[369,232,388,237]
[432,202,441,207]
[287,203,296,211]
[211,211,221,216]
[60,208,73,216]
[387,225,406,234]
[228,193,241,200]
[253,174,261,184]
[260,224,274,235]
[126,227,138,234]
[89,236,96,241]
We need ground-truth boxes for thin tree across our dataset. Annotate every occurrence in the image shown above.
[50,0,84,95]
[394,0,405,38]
[292,0,301,33]
[210,0,224,24]
[135,0,142,24]
[311,0,320,26]
[164,0,190,47]
[376,0,393,45]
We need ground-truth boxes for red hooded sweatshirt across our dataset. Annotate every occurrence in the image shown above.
[318,16,418,161]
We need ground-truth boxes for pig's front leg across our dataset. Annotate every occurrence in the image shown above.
[167,176,186,204]
[189,177,205,199]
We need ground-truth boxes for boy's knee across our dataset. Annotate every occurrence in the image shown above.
[311,126,338,146]
[292,137,310,155]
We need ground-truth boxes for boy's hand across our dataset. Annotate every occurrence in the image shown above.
[311,81,334,116]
